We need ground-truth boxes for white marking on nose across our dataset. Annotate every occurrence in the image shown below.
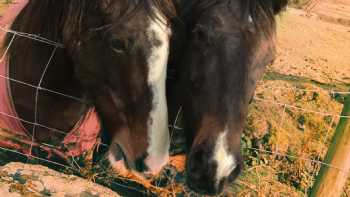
[213,128,237,187]
[144,8,171,174]
[248,15,253,23]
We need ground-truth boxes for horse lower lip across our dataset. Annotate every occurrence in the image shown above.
[186,180,213,195]
[186,173,221,195]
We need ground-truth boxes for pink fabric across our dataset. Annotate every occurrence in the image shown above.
[0,0,28,28]
[63,109,101,157]
[0,0,102,158]
[0,0,31,138]
[0,63,26,135]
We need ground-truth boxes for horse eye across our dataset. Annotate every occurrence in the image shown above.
[110,39,127,53]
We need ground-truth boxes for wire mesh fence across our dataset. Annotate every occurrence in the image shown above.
[0,27,90,169]
[240,82,350,196]
[0,18,349,197]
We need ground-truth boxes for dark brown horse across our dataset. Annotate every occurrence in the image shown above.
[168,0,288,195]
[3,0,176,176]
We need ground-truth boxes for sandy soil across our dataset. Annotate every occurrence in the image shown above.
[271,4,350,86]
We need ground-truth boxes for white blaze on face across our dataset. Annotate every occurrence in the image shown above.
[213,128,237,187]
[144,8,171,175]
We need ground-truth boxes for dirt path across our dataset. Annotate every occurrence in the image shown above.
[269,1,350,88]
[311,0,350,27]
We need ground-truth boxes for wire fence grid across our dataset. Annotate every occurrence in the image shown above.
[0,25,349,196]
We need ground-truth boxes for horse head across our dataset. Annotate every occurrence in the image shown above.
[62,0,176,176]
[170,0,287,194]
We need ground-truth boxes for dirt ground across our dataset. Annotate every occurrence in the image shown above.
[272,1,350,86]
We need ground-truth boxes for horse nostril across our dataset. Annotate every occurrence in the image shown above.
[218,177,227,193]
[187,156,204,177]
[134,156,148,173]
[228,162,243,182]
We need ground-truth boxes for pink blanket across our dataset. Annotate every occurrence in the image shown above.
[0,0,102,158]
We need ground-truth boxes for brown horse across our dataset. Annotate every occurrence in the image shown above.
[2,0,176,177]
[168,0,288,195]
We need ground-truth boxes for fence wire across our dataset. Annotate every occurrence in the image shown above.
[0,24,349,196]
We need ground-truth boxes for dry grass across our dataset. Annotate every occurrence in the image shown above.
[233,80,345,196]
[289,0,312,9]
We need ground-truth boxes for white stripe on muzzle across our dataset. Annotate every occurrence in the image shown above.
[213,128,237,188]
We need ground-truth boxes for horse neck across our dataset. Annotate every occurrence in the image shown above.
[5,0,87,142]
[6,0,71,84]
[5,0,84,99]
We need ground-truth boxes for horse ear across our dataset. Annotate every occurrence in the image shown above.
[272,0,288,14]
